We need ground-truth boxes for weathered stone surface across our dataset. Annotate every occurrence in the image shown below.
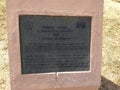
[99,77,120,90]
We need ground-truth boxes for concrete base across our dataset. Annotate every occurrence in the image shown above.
[47,87,99,90]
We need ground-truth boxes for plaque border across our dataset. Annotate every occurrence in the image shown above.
[17,10,94,74]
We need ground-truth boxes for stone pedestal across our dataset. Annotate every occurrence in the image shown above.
[7,0,103,90]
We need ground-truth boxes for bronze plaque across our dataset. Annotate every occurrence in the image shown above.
[19,15,91,74]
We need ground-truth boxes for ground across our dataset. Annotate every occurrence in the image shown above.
[102,0,120,86]
[0,0,120,90]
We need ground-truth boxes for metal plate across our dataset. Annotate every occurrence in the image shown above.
[19,15,91,74]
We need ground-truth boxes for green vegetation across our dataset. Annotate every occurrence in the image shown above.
[0,0,120,90]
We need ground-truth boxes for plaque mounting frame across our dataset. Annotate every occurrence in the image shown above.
[17,10,95,74]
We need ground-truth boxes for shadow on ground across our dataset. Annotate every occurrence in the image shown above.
[99,76,120,90]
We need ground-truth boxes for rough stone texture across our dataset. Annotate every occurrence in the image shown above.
[99,77,120,90]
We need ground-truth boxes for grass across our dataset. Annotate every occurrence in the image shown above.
[112,0,120,3]
[0,0,9,90]
[102,0,120,85]
[0,0,120,90]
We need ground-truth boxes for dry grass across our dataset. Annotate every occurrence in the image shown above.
[112,0,120,3]
[0,0,10,90]
[0,0,120,90]
[102,0,120,85]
